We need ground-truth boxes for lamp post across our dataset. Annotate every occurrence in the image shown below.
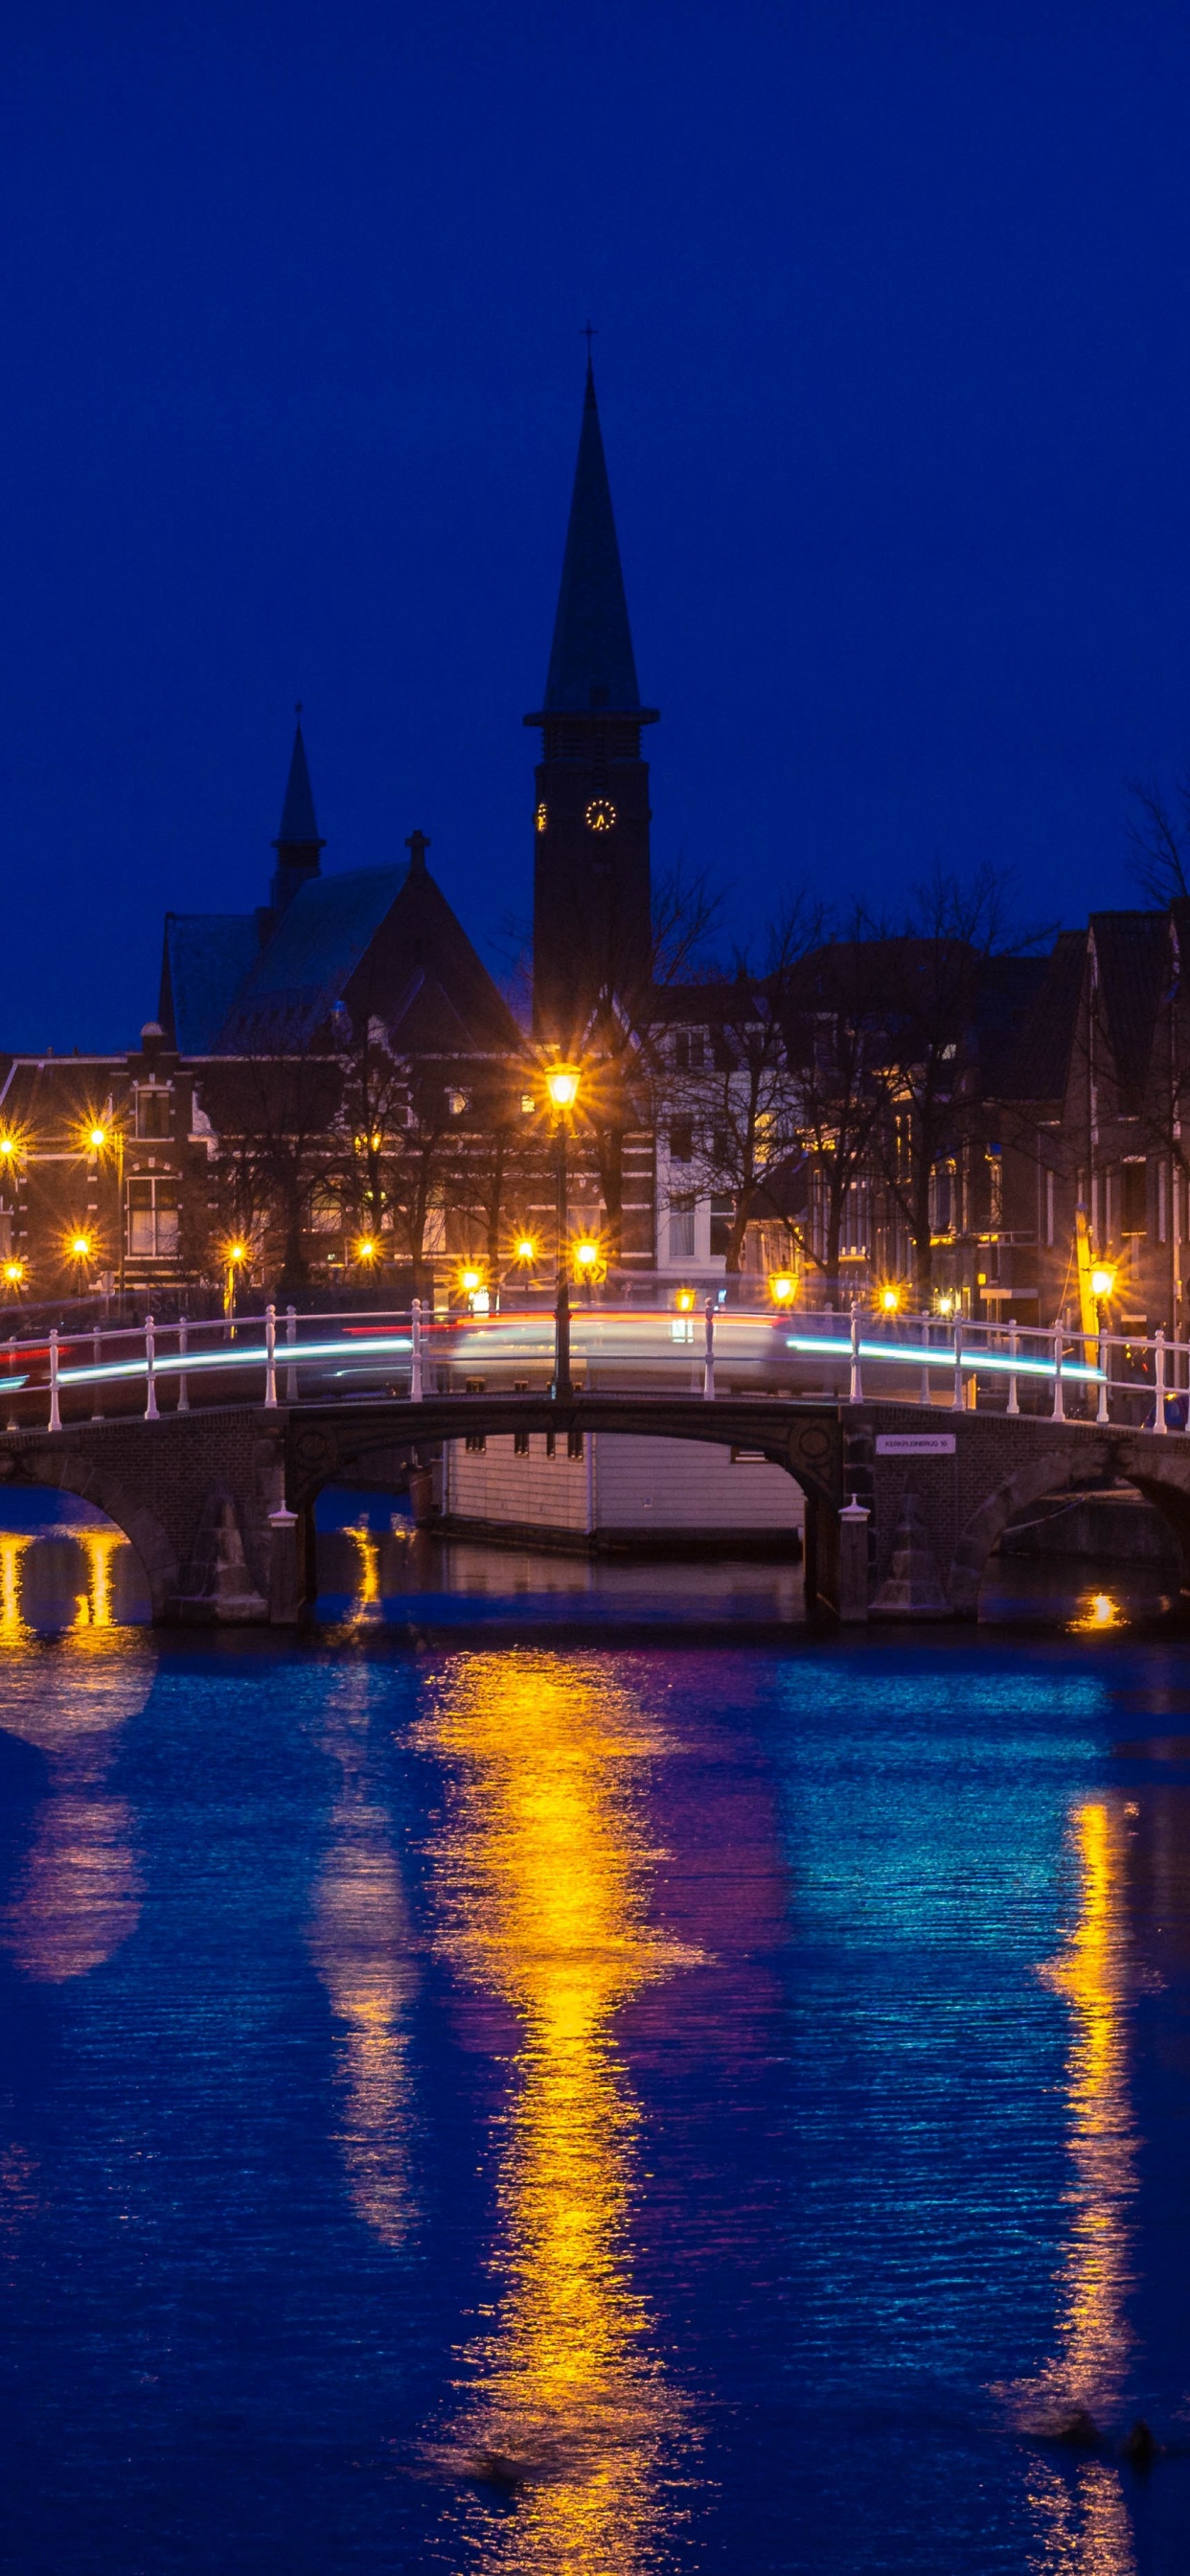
[545,1064,581,1399]
[87,1122,126,1308]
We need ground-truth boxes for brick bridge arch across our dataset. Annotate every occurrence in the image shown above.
[949,1441,1190,1614]
[0,1444,180,1619]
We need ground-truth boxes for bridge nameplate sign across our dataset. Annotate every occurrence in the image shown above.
[876,1434,956,1457]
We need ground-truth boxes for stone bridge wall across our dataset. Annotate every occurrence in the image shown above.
[1,1392,1188,1624]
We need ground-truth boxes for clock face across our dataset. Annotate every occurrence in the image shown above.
[535,801,548,833]
[584,797,617,833]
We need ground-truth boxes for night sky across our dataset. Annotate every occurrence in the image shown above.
[4,1,1190,1050]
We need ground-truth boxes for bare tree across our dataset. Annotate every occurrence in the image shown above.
[782,908,893,1300]
[1126,776,1190,907]
[681,901,824,1275]
[869,867,1048,1299]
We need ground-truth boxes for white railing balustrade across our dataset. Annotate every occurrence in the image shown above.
[0,1279,1184,1435]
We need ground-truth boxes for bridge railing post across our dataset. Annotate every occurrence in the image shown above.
[411,1297,423,1402]
[6,1335,16,1431]
[1052,1321,1064,1421]
[286,1303,297,1403]
[1097,1328,1110,1425]
[703,1297,715,1401]
[177,1316,190,1413]
[144,1313,158,1419]
[1006,1320,1019,1417]
[951,1318,964,1411]
[1155,1326,1167,1434]
[91,1322,103,1421]
[849,1304,862,1403]
[920,1311,930,1407]
[48,1325,59,1432]
[263,1301,278,1410]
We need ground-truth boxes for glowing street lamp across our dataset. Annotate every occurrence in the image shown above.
[769,1273,796,1305]
[2,1258,25,1291]
[224,1238,248,1321]
[68,1231,93,1268]
[84,1117,126,1300]
[880,1284,901,1315]
[574,1238,599,1273]
[1090,1263,1116,1302]
[355,1235,378,1266]
[675,1286,697,1313]
[515,1235,538,1265]
[545,1063,582,1113]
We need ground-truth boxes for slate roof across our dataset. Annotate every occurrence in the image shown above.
[221,869,400,1047]
[540,363,643,715]
[159,913,263,1055]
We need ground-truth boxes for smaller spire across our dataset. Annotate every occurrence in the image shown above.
[269,707,325,917]
[275,707,325,855]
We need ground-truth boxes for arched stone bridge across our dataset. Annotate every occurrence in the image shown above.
[1,1390,1187,1625]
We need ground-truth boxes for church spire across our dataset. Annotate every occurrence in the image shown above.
[270,706,325,914]
[540,359,645,715]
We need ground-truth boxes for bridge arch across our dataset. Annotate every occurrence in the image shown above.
[0,1446,179,1620]
[950,1444,1190,1615]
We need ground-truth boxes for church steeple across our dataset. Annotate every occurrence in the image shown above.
[270,707,325,915]
[541,357,644,715]
[527,356,658,1043]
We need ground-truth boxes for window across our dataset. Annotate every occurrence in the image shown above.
[710,1193,734,1257]
[126,1179,178,1258]
[669,1196,696,1258]
[309,1189,340,1234]
[675,1033,690,1071]
[669,1118,694,1163]
[135,1087,171,1140]
[1121,1160,1147,1235]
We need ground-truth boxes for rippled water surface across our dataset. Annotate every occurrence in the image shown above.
[3,1611,1190,2571]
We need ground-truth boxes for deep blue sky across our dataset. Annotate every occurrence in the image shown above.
[4,0,1190,1048]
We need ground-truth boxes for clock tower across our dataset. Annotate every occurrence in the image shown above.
[527,356,658,1044]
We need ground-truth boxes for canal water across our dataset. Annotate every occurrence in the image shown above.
[2,1503,1190,2569]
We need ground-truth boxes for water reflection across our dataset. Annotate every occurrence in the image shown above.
[343,1524,382,1623]
[1019,1800,1139,2574]
[0,1533,33,1639]
[421,1650,694,2572]
[308,1668,417,2244]
[1068,1593,1126,1637]
[0,1627,152,1981]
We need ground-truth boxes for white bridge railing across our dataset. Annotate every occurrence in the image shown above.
[0,1286,1185,1434]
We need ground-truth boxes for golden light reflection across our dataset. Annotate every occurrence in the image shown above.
[1068,1592,1125,1635]
[344,1523,381,1622]
[419,1650,696,2572]
[0,1534,33,1640]
[1017,1801,1139,2574]
[309,1671,417,2246]
[0,1625,151,1981]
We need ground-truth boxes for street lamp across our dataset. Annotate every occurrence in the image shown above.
[545,1062,583,1398]
[224,1239,248,1321]
[880,1284,901,1315]
[2,1258,25,1292]
[1090,1263,1116,1302]
[769,1273,796,1305]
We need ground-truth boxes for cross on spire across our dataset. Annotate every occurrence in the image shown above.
[582,319,597,379]
[405,829,430,877]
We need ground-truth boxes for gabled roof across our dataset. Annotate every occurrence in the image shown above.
[1089,908,1169,1104]
[540,363,643,715]
[159,913,263,1054]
